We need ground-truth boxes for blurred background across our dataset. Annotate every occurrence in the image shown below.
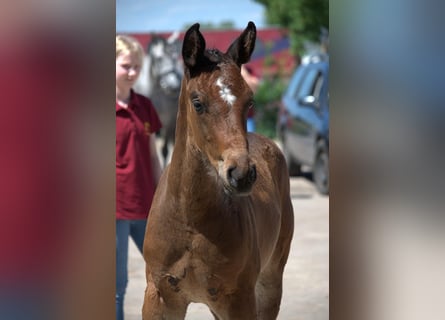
[117,0,330,193]
[117,0,329,139]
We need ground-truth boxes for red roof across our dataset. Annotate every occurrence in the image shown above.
[126,27,296,78]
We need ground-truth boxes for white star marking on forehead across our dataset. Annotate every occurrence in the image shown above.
[216,77,236,106]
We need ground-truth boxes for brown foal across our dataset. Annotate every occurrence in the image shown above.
[142,22,294,320]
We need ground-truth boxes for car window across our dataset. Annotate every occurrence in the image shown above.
[287,66,306,99]
[312,72,324,99]
[285,63,328,110]
[322,79,329,109]
[299,68,320,97]
[317,67,329,109]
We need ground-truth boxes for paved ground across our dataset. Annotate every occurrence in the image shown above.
[124,175,329,320]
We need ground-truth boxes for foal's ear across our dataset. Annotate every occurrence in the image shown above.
[226,21,256,67]
[182,23,206,70]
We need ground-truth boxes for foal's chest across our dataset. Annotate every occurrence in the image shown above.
[159,232,244,302]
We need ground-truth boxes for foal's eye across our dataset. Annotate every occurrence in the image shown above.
[192,100,205,114]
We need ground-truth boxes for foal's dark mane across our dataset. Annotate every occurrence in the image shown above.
[205,49,223,62]
[187,48,236,78]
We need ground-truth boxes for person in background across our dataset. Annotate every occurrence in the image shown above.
[241,64,260,132]
[116,34,162,320]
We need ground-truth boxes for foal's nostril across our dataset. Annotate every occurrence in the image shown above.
[227,165,239,187]
[227,165,235,177]
[226,164,257,192]
[247,165,257,184]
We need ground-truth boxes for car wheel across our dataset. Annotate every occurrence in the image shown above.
[314,141,329,195]
[283,145,301,176]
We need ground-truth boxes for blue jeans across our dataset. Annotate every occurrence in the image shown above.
[116,219,147,320]
[247,118,256,132]
[0,289,51,320]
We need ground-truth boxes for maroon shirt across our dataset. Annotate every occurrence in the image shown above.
[116,90,162,220]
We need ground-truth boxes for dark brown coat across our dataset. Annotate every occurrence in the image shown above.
[143,22,294,320]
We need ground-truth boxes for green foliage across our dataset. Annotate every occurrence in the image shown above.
[254,76,287,139]
[254,0,329,56]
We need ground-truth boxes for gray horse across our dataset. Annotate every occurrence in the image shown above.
[134,32,182,166]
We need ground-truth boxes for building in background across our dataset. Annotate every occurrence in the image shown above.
[127,27,297,79]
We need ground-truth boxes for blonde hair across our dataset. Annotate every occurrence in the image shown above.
[116,34,144,63]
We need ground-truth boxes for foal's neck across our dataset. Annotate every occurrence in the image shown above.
[169,142,219,191]
[167,143,226,224]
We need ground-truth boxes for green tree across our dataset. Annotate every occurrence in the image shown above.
[254,0,328,56]
[254,75,287,139]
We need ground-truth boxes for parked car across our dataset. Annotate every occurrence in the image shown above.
[278,55,329,194]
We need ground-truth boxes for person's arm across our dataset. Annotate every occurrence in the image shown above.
[149,134,162,186]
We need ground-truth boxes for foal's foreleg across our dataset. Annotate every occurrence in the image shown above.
[255,232,292,320]
[210,288,257,320]
[255,266,284,320]
[142,277,187,320]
